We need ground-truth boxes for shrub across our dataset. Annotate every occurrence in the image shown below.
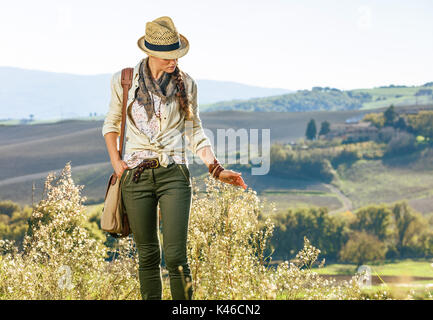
[391,201,432,258]
[270,207,347,262]
[376,126,396,143]
[187,175,275,299]
[385,131,417,156]
[0,200,21,217]
[187,177,363,299]
[0,162,139,299]
[339,231,387,266]
[350,205,392,242]
[0,202,32,248]
[331,148,360,167]
[363,113,384,128]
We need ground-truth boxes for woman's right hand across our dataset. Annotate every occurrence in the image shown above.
[113,159,129,179]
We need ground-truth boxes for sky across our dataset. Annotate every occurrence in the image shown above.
[1,0,432,91]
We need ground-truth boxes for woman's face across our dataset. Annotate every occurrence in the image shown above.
[149,55,178,73]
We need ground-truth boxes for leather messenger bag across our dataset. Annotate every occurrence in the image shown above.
[101,67,133,238]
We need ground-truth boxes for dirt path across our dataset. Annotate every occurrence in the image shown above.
[324,183,353,214]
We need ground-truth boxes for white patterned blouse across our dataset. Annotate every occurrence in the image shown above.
[123,92,187,169]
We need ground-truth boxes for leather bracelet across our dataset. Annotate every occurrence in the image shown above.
[212,165,224,179]
[208,158,220,175]
[208,159,225,179]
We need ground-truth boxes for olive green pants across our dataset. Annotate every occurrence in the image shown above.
[120,161,193,300]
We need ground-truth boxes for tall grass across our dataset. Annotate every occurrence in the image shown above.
[0,162,373,300]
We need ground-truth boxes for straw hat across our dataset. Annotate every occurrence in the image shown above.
[137,16,189,59]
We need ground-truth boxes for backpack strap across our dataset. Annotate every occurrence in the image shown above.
[118,67,134,159]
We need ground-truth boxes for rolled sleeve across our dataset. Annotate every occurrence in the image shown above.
[187,80,212,154]
[102,72,122,137]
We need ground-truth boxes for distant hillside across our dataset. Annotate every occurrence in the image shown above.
[202,84,433,112]
[1,105,433,215]
[196,79,292,104]
[352,83,433,110]
[0,66,292,120]
[0,65,431,120]
[0,107,376,205]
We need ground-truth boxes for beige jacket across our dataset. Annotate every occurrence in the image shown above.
[102,58,212,167]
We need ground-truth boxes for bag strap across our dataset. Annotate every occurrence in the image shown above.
[118,67,134,159]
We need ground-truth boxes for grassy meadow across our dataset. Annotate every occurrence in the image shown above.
[313,259,433,278]
[353,86,433,110]
[312,259,433,299]
[334,149,433,214]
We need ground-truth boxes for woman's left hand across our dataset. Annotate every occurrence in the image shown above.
[217,169,248,190]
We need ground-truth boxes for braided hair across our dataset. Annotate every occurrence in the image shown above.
[173,66,193,121]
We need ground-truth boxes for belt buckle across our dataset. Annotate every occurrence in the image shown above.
[150,158,159,168]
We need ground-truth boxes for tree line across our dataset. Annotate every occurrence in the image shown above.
[304,106,433,144]
[269,201,433,266]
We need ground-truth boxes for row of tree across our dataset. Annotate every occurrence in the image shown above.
[305,119,331,140]
[305,105,433,143]
[268,141,387,183]
[205,87,364,112]
[269,201,433,266]
[365,105,433,141]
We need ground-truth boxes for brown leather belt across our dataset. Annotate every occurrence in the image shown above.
[132,158,160,183]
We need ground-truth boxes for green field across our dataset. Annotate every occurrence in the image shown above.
[199,83,433,113]
[352,86,433,110]
[334,149,433,214]
[311,259,433,298]
[313,259,433,278]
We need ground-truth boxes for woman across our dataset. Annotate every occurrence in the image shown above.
[102,16,247,300]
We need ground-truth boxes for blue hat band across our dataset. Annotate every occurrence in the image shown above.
[144,39,180,52]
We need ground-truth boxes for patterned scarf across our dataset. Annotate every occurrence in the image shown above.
[135,56,178,122]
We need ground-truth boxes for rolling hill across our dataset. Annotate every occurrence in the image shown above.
[201,84,433,112]
[0,66,292,121]
[2,104,433,217]
[0,107,376,206]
